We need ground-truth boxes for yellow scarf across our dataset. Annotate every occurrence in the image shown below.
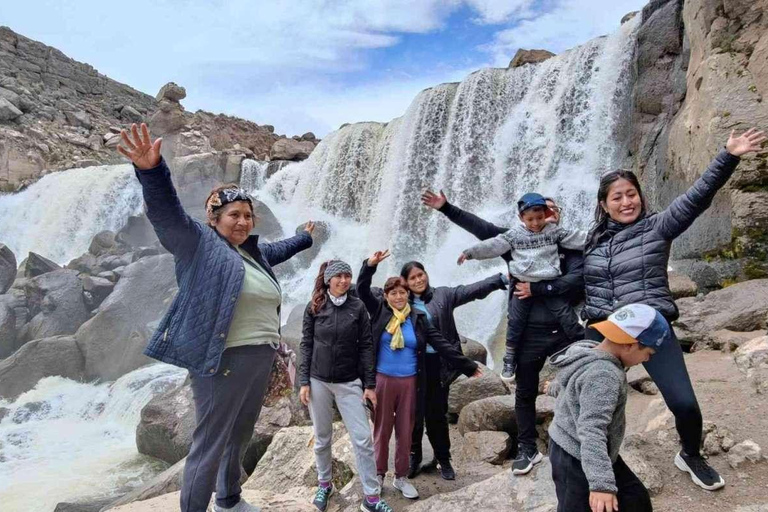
[385,301,411,350]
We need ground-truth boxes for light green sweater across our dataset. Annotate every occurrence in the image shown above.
[225,248,281,349]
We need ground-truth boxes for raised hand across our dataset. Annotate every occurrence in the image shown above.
[726,128,766,157]
[421,189,447,210]
[303,221,316,236]
[457,252,468,265]
[117,123,162,170]
[367,249,391,267]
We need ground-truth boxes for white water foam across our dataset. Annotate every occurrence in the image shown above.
[0,364,186,512]
[0,164,143,265]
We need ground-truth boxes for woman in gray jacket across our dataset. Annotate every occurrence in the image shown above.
[582,128,765,492]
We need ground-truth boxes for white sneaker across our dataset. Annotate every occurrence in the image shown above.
[213,498,261,512]
[392,476,419,499]
[377,474,385,491]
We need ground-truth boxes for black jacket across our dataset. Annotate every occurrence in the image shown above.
[583,150,740,322]
[413,276,506,385]
[299,295,376,389]
[356,260,479,394]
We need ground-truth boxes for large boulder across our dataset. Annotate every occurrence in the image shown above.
[448,363,508,415]
[460,336,487,365]
[0,296,18,357]
[269,138,315,161]
[460,431,513,465]
[620,435,665,496]
[733,336,768,394]
[81,275,116,310]
[21,252,61,278]
[675,280,768,346]
[408,459,556,512]
[102,458,186,511]
[668,271,698,299]
[116,215,159,249]
[0,335,84,400]
[75,255,176,381]
[253,200,284,241]
[508,49,555,68]
[88,230,117,257]
[156,82,187,103]
[458,394,554,436]
[0,97,22,121]
[0,243,16,294]
[20,269,89,342]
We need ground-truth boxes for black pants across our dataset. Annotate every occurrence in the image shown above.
[585,324,703,455]
[515,324,570,450]
[411,353,451,462]
[506,293,583,356]
[550,440,652,512]
[181,344,276,512]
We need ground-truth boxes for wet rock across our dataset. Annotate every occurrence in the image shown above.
[136,379,195,465]
[291,221,330,269]
[0,296,18,358]
[727,440,764,469]
[270,138,315,161]
[0,244,16,294]
[448,363,508,415]
[253,199,284,241]
[81,275,115,309]
[102,458,186,510]
[88,230,117,257]
[116,215,158,249]
[53,497,115,512]
[0,335,84,400]
[20,269,88,342]
[76,255,176,381]
[461,336,487,365]
[66,253,101,275]
[460,431,512,465]
[22,252,61,278]
[508,49,555,68]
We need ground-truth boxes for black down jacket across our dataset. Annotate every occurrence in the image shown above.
[299,295,376,389]
[583,149,740,322]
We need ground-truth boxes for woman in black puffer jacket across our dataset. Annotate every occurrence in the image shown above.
[583,128,765,493]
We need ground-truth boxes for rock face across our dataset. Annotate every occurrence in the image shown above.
[21,252,61,278]
[447,364,507,415]
[269,138,315,161]
[75,255,176,381]
[0,243,16,294]
[508,49,555,68]
[0,335,84,399]
[19,269,88,342]
[136,380,195,465]
[733,336,768,393]
[0,296,17,357]
[458,394,554,437]
[460,431,512,465]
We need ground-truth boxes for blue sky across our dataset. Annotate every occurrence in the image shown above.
[3,0,648,137]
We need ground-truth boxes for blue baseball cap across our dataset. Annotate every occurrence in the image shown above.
[592,304,673,349]
[517,193,549,213]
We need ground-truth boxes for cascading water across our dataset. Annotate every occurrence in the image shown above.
[256,18,640,349]
[240,160,270,192]
[0,164,143,265]
[0,364,187,511]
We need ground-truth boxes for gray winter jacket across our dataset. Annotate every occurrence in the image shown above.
[463,223,586,282]
[547,341,628,493]
[583,149,740,322]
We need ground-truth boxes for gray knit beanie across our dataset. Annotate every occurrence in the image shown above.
[324,260,352,284]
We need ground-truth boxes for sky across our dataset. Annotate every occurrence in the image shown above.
[3,0,649,137]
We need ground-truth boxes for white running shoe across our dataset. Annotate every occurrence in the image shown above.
[392,476,419,499]
[213,498,262,512]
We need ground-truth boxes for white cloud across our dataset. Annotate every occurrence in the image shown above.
[465,0,536,24]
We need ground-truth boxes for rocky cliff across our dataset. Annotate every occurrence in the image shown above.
[631,0,768,279]
[0,26,318,191]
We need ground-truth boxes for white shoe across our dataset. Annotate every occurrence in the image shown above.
[377,474,385,491]
[213,498,262,512]
[392,476,419,499]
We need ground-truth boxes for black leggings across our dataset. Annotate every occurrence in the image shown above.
[585,325,703,455]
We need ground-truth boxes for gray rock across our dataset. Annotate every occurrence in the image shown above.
[116,215,158,249]
[669,259,722,293]
[54,497,115,512]
[252,200,284,241]
[0,244,16,294]
[0,86,21,107]
[460,431,512,465]
[120,105,143,123]
[734,336,768,372]
[64,110,92,129]
[508,49,555,68]
[461,336,487,365]
[458,394,554,436]
[76,255,176,381]
[20,269,88,342]
[102,458,186,510]
[448,363,508,415]
[88,230,117,257]
[22,252,61,278]
[300,132,316,141]
[81,275,115,309]
[269,138,315,161]
[136,379,196,465]
[0,97,23,121]
[96,253,134,271]
[156,82,186,103]
[0,335,84,400]
[0,296,18,358]
[668,271,697,299]
[620,435,664,495]
[727,440,763,469]
[292,221,329,268]
[66,253,101,275]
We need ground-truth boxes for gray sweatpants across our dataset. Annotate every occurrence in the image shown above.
[181,344,276,512]
[308,377,380,497]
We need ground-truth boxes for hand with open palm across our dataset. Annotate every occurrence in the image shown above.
[726,128,766,157]
[117,123,163,170]
[421,189,447,210]
[367,249,391,267]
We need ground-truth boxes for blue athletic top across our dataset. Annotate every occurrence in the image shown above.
[377,317,418,377]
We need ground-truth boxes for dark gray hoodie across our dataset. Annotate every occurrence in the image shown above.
[547,340,628,493]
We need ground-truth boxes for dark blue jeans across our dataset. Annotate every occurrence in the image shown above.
[586,324,703,456]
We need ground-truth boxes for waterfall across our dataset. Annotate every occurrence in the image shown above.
[240,160,270,193]
[0,164,143,265]
[0,364,187,512]
[259,18,640,347]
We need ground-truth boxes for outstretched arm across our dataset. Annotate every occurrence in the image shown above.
[356,250,390,315]
[461,233,512,262]
[259,228,313,267]
[450,273,508,308]
[120,123,201,258]
[655,129,764,240]
[422,190,507,240]
[422,318,479,377]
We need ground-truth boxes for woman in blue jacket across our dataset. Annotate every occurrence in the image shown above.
[118,124,314,512]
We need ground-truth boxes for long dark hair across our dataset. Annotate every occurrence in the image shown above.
[400,261,427,281]
[310,261,330,315]
[586,169,647,250]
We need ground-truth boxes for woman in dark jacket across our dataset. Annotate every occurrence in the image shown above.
[399,261,507,480]
[299,260,393,512]
[356,250,481,500]
[582,128,765,492]
[118,124,314,512]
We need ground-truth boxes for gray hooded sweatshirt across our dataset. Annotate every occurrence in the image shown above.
[547,340,627,494]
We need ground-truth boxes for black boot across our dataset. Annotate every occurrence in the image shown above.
[437,458,455,480]
[407,452,421,479]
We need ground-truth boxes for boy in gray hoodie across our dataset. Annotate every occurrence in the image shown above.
[547,303,671,512]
